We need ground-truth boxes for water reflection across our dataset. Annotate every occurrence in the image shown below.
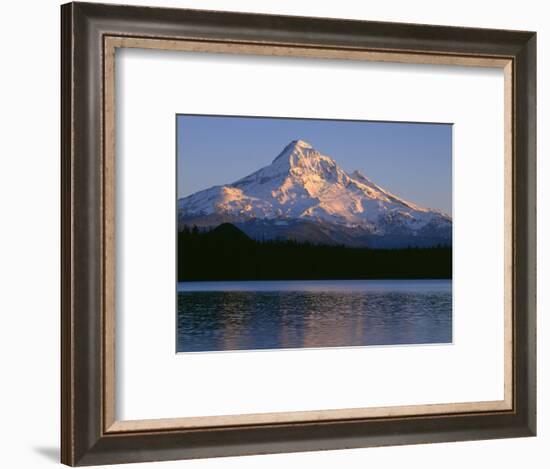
[177,280,452,352]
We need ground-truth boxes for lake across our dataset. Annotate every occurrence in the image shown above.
[177,280,452,352]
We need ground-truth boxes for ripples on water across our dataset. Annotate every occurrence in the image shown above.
[177,280,452,352]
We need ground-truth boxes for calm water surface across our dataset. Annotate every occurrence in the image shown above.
[177,280,452,352]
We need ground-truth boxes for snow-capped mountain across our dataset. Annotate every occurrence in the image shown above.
[178,140,451,248]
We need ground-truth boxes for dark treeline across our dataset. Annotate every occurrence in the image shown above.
[178,223,452,281]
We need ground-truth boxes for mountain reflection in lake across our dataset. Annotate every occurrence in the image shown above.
[176,280,452,352]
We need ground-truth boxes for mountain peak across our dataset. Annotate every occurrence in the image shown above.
[290,139,313,149]
[272,139,330,166]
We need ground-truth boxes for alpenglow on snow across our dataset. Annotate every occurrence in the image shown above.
[178,140,451,248]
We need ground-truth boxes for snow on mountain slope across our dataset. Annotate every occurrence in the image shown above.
[178,140,451,246]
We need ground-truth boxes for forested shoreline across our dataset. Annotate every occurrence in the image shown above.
[177,223,452,282]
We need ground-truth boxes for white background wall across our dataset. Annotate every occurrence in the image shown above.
[0,0,545,467]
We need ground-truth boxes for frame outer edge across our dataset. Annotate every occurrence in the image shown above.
[528,33,537,436]
[63,2,106,466]
[73,1,530,56]
[61,2,75,466]
[519,32,537,435]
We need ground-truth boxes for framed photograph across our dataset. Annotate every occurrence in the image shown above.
[176,115,453,352]
[61,2,536,466]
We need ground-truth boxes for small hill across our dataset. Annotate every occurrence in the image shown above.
[206,223,253,245]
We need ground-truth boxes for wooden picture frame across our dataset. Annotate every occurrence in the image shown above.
[61,1,536,465]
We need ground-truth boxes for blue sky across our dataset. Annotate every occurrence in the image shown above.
[177,115,452,215]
